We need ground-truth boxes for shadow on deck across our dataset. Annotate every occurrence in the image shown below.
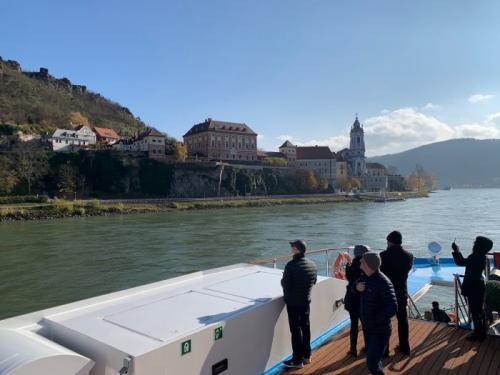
[283,319,499,375]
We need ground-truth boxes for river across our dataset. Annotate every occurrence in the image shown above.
[1,189,499,320]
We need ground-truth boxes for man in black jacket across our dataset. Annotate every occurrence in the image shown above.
[281,240,318,369]
[356,252,398,375]
[380,231,413,355]
[452,236,493,341]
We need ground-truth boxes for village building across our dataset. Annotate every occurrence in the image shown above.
[296,146,336,187]
[363,162,388,192]
[183,118,258,162]
[278,140,297,165]
[94,127,120,144]
[134,128,166,158]
[335,154,348,181]
[50,125,96,152]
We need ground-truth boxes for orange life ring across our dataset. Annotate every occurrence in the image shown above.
[333,252,352,280]
[448,311,457,324]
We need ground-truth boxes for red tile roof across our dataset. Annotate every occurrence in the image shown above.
[94,127,119,139]
[296,146,334,160]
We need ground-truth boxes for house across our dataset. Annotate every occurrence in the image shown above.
[296,146,336,187]
[278,140,297,165]
[363,162,388,192]
[134,128,166,158]
[335,154,348,181]
[113,138,136,152]
[183,118,258,162]
[94,127,120,144]
[50,125,96,152]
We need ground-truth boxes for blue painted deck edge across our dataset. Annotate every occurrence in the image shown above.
[262,317,351,375]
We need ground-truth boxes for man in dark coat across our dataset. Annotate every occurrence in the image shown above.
[380,231,414,355]
[356,252,398,375]
[452,236,493,341]
[281,240,318,369]
[345,244,370,356]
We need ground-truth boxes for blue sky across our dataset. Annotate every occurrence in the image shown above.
[2,0,500,155]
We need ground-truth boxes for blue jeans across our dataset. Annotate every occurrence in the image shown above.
[365,331,390,375]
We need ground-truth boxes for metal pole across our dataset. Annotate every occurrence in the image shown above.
[325,250,330,277]
[485,256,490,281]
[273,257,277,269]
[454,275,459,328]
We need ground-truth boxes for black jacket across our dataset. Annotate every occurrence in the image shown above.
[344,256,364,312]
[380,245,414,301]
[281,254,318,306]
[360,271,398,334]
[452,248,487,297]
[432,308,451,323]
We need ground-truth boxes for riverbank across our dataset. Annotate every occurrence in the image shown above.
[0,192,428,222]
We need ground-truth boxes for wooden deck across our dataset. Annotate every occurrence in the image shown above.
[284,319,500,375]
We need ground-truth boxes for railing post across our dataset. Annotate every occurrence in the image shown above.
[273,257,277,269]
[485,256,491,281]
[454,274,459,328]
[325,250,330,277]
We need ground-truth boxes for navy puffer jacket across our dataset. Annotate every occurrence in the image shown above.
[360,271,398,334]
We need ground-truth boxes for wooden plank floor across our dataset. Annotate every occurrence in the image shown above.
[284,319,500,375]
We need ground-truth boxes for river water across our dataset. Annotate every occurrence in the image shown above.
[1,189,499,320]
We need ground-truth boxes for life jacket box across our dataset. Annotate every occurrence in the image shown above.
[39,264,347,375]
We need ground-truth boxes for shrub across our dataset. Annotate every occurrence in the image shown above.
[88,199,101,210]
[0,195,49,204]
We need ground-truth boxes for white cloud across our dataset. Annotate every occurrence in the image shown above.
[468,94,494,103]
[280,108,500,156]
[422,102,440,110]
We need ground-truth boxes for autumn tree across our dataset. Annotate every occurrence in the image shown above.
[337,176,351,192]
[69,111,89,126]
[13,142,48,194]
[295,170,319,193]
[0,155,18,194]
[173,143,188,161]
[57,163,77,199]
[263,157,288,167]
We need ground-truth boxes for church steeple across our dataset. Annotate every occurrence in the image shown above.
[351,113,362,131]
[349,114,366,176]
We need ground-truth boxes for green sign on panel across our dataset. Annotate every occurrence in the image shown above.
[181,339,191,355]
[214,326,223,341]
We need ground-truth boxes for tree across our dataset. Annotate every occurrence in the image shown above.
[351,177,361,190]
[13,142,48,194]
[319,178,329,191]
[173,143,188,161]
[69,112,89,126]
[295,170,319,193]
[57,163,77,199]
[263,157,288,167]
[0,155,18,194]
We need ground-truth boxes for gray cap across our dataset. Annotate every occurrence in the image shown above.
[290,240,307,253]
[354,245,370,258]
[363,252,381,271]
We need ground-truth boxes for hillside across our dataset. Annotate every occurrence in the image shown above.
[0,57,146,136]
[370,138,500,188]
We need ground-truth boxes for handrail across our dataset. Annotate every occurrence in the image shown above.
[251,247,352,266]
[407,295,422,319]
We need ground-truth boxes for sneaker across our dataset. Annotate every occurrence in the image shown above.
[283,359,303,369]
[303,357,312,364]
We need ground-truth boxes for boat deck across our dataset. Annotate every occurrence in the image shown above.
[284,319,500,375]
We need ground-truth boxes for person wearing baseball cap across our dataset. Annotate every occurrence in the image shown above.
[356,252,397,375]
[281,240,317,369]
[380,231,414,356]
[452,236,494,341]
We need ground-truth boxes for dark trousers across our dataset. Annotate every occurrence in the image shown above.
[467,292,486,338]
[365,331,390,375]
[385,297,409,354]
[349,310,360,350]
[287,304,311,362]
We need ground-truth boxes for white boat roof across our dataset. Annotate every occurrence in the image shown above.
[37,264,320,357]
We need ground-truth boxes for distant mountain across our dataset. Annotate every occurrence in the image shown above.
[0,57,146,136]
[369,138,500,188]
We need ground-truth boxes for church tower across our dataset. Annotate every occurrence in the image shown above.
[349,115,366,177]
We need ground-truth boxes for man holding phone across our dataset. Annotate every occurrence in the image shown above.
[452,236,493,341]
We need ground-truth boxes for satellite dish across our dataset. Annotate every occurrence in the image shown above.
[428,242,442,255]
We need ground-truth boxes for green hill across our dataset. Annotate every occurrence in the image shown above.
[0,57,146,136]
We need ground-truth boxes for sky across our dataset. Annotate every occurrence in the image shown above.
[2,0,500,156]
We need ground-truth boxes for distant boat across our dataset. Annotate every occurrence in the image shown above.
[443,186,452,191]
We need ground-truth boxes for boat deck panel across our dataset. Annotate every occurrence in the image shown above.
[285,319,499,375]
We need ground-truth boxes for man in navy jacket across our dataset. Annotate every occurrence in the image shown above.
[357,252,398,375]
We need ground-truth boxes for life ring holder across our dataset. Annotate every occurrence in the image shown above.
[333,252,352,280]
